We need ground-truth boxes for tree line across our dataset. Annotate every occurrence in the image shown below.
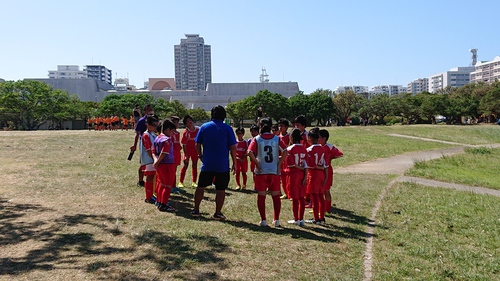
[1,79,499,130]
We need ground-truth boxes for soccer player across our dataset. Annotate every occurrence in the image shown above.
[153,119,177,212]
[121,116,129,131]
[305,127,328,224]
[141,115,159,204]
[286,128,308,226]
[234,127,248,190]
[248,124,259,191]
[248,118,288,227]
[130,104,153,187]
[179,115,200,188]
[318,129,343,214]
[278,118,290,199]
[170,116,182,193]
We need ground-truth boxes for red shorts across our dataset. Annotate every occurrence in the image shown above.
[287,169,306,199]
[235,159,248,173]
[324,167,333,190]
[174,151,181,166]
[254,174,280,192]
[306,169,325,194]
[156,163,176,188]
[183,149,199,162]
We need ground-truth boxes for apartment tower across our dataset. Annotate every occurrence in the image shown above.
[174,34,212,90]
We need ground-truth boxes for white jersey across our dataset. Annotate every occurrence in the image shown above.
[254,134,281,175]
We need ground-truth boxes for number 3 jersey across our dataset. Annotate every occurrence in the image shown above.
[247,132,287,175]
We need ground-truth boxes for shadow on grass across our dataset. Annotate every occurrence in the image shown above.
[0,197,231,280]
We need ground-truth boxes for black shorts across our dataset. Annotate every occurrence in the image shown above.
[198,171,230,190]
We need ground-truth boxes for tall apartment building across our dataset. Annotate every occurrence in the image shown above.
[174,34,212,90]
[370,85,407,96]
[48,65,87,79]
[470,56,500,84]
[407,78,429,94]
[428,66,475,93]
[334,85,369,95]
[84,65,112,85]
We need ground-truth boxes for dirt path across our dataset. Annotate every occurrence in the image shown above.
[333,137,500,281]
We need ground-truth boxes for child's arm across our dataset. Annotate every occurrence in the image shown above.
[302,168,308,186]
[154,152,167,169]
[247,151,261,173]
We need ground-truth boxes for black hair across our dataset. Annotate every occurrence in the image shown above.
[278,118,290,127]
[250,124,260,133]
[293,115,307,127]
[319,129,329,141]
[272,124,278,131]
[211,105,226,121]
[143,104,152,112]
[235,127,245,134]
[161,119,177,133]
[259,118,272,133]
[183,114,193,125]
[146,114,159,126]
[308,127,320,141]
[170,115,180,122]
[291,128,302,144]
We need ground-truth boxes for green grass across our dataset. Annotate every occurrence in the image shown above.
[373,182,500,280]
[406,147,500,190]
[0,125,499,280]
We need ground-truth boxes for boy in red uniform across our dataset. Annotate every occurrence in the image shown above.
[234,127,248,190]
[318,129,343,214]
[248,118,288,227]
[141,115,159,204]
[153,119,177,212]
[305,127,327,224]
[286,128,308,226]
[248,125,259,191]
[278,118,290,199]
[170,116,183,193]
[179,115,200,188]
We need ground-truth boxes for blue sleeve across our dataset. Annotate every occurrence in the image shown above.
[226,125,237,146]
[195,126,203,144]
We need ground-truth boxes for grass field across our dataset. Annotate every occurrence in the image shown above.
[0,124,499,280]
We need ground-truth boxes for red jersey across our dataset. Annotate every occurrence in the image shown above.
[279,133,290,147]
[306,144,326,169]
[323,143,343,167]
[285,144,308,172]
[182,126,199,154]
[235,139,248,160]
[172,130,182,165]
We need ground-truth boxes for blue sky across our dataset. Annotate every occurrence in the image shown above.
[1,0,499,94]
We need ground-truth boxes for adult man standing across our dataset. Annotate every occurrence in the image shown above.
[130,104,153,187]
[191,105,237,220]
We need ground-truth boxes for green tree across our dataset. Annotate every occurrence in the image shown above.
[168,100,188,118]
[187,108,210,123]
[226,96,255,127]
[253,90,290,123]
[332,90,363,126]
[479,84,500,121]
[309,89,334,126]
[0,80,71,130]
[368,93,393,124]
[288,91,311,124]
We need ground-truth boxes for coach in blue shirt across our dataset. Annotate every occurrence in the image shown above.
[191,105,237,220]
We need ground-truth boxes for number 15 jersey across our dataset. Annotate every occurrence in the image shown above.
[248,132,287,175]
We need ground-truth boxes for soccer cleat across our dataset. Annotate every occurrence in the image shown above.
[280,194,288,200]
[191,182,198,188]
[213,213,226,220]
[304,203,312,208]
[171,187,181,194]
[298,220,305,227]
[178,182,185,188]
[144,198,156,204]
[305,218,320,224]
[137,181,145,187]
[235,186,241,191]
[287,219,297,224]
[318,218,326,224]
[259,220,267,227]
[242,185,246,190]
[158,204,176,212]
[190,209,201,217]
[272,220,281,227]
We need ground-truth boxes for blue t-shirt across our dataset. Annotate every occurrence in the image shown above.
[135,115,147,137]
[195,119,237,173]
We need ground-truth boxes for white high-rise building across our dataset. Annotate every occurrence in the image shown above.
[428,66,475,93]
[48,65,87,79]
[369,85,407,96]
[334,85,369,94]
[407,78,429,94]
[470,56,500,84]
[174,34,212,90]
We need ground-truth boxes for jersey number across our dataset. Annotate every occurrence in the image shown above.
[264,145,273,163]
